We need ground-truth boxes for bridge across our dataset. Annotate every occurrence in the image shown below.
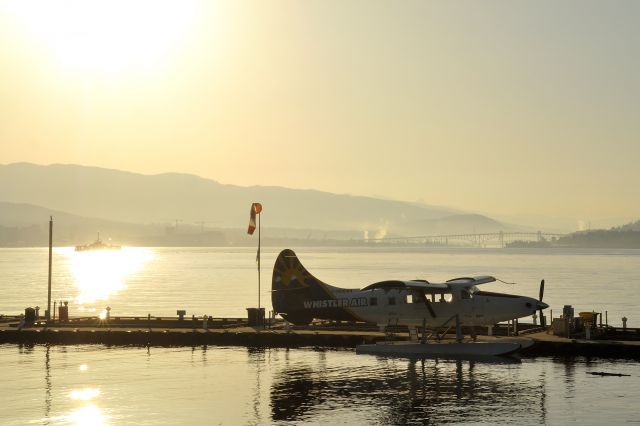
[364,231,566,248]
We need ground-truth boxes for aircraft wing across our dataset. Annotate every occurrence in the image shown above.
[363,276,496,292]
[404,281,449,291]
[405,276,495,292]
[445,275,496,289]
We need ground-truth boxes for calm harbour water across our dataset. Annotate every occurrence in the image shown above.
[1,247,640,424]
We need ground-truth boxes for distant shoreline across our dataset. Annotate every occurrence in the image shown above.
[3,243,640,250]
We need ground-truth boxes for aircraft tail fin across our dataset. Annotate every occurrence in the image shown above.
[272,249,325,290]
[271,249,353,325]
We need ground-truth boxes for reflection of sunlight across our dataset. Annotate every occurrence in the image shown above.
[79,364,89,372]
[68,404,108,426]
[60,247,154,305]
[70,388,100,401]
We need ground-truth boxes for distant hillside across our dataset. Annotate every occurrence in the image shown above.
[0,202,229,247]
[618,220,640,232]
[507,219,640,249]
[0,202,136,246]
[0,163,506,238]
[557,228,640,248]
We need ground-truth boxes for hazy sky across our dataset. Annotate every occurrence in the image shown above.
[1,1,638,226]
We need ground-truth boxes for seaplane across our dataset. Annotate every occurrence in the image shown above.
[271,249,549,357]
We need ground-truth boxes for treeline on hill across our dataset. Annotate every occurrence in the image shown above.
[507,220,640,249]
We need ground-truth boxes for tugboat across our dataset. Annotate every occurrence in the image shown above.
[75,232,121,252]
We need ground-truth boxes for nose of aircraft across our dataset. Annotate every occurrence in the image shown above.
[537,301,549,310]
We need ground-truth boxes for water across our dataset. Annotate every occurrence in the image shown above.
[1,247,640,424]
[1,247,639,323]
[0,345,639,425]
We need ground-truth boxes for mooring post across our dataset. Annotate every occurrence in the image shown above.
[599,312,602,328]
[455,315,462,343]
[421,318,427,343]
[47,216,53,321]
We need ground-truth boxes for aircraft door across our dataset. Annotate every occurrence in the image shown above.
[385,290,400,326]
[406,290,434,324]
[459,288,475,324]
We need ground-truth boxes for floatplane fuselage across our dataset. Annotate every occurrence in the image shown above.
[272,249,548,329]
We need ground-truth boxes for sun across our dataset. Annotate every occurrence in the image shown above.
[6,0,197,77]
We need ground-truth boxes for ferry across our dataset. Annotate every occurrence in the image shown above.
[75,233,121,251]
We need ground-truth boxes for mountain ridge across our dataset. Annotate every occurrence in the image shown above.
[0,162,509,238]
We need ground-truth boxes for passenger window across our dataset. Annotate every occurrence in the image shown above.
[437,293,453,303]
[388,296,396,305]
[406,295,413,304]
[370,297,378,306]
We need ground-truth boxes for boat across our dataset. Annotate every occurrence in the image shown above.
[75,233,121,251]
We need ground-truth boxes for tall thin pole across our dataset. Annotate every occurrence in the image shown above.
[257,213,261,310]
[47,216,53,321]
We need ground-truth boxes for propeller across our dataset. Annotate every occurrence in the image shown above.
[538,279,546,327]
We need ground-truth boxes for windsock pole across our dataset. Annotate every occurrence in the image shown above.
[47,216,53,321]
[258,213,261,310]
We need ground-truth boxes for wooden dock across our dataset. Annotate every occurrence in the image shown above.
[1,316,639,358]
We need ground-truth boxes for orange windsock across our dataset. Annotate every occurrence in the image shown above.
[247,202,262,235]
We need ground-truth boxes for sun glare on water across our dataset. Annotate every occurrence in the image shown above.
[66,404,108,426]
[6,0,198,76]
[48,388,107,425]
[60,247,154,305]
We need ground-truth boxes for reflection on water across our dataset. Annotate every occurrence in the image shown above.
[69,387,100,401]
[65,388,106,426]
[62,404,108,426]
[39,344,108,425]
[1,345,639,425]
[270,353,540,424]
[58,247,154,306]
